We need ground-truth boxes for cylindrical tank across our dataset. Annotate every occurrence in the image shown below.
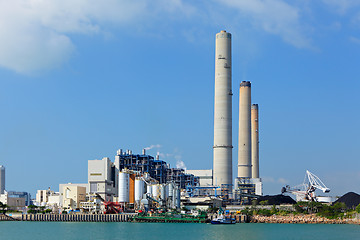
[146,184,153,197]
[152,184,159,199]
[118,172,129,202]
[251,104,259,178]
[173,188,180,209]
[238,81,252,178]
[160,184,166,200]
[135,178,145,202]
[213,30,233,187]
[168,183,174,197]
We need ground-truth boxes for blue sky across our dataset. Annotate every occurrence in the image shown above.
[0,0,359,197]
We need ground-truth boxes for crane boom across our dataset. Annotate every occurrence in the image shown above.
[306,170,330,193]
[281,170,330,202]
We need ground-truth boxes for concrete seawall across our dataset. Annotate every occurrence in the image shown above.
[14,214,134,222]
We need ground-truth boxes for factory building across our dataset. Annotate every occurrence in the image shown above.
[115,149,167,184]
[0,165,5,194]
[62,185,86,210]
[59,183,88,207]
[88,157,116,201]
[186,170,213,187]
[166,168,198,189]
[213,30,233,187]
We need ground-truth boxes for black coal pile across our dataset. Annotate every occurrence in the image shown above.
[333,192,360,209]
[257,194,296,205]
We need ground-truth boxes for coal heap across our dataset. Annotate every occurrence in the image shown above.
[258,194,296,205]
[333,192,360,209]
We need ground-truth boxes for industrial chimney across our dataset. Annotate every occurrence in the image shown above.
[238,81,252,178]
[213,30,233,186]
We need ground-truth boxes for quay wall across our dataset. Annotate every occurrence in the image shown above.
[12,214,134,222]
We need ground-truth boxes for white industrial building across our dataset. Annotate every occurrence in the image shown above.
[88,157,116,201]
[186,170,213,186]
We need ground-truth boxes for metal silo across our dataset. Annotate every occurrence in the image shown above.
[152,184,159,200]
[135,178,145,202]
[118,172,129,202]
[146,184,153,197]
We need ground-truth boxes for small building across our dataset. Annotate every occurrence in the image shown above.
[36,188,60,208]
[0,192,26,208]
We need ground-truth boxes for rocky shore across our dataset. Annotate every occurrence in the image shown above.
[250,214,360,224]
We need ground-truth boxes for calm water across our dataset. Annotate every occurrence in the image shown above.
[0,222,359,240]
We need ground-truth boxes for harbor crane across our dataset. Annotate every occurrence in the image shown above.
[281,170,330,202]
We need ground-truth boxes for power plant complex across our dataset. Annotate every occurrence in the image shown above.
[1,30,264,215]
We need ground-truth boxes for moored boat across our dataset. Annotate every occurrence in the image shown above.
[211,215,236,224]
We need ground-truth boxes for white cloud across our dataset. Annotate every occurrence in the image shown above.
[349,36,360,44]
[217,0,312,48]
[0,0,193,74]
[0,0,317,74]
[322,0,360,14]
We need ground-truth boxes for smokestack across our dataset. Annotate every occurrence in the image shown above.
[213,30,233,186]
[142,149,146,155]
[0,165,5,194]
[238,81,251,178]
[251,104,259,178]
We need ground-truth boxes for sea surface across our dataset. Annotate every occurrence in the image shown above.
[0,222,359,240]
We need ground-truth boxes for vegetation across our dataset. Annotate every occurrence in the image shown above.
[28,205,51,214]
[356,203,360,213]
[245,201,353,219]
[0,201,8,214]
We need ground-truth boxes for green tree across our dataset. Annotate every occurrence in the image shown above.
[356,203,360,213]
[0,201,8,214]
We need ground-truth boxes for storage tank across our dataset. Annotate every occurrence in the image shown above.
[173,187,180,209]
[152,184,159,199]
[129,174,135,204]
[160,184,166,200]
[168,183,174,197]
[135,178,145,202]
[118,172,129,202]
[147,184,152,197]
